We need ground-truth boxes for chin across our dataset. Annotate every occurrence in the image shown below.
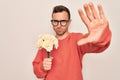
[56,32,65,36]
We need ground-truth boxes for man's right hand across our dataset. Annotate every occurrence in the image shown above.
[42,57,53,71]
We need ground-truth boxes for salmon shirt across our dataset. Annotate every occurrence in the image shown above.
[32,29,111,80]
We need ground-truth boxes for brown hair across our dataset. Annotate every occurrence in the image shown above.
[52,5,71,20]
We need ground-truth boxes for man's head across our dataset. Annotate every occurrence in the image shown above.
[52,5,71,20]
[51,5,71,36]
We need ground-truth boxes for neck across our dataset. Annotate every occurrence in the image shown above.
[56,32,70,40]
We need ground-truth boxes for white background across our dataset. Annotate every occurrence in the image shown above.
[0,0,120,80]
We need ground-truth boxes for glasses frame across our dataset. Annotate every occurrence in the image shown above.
[51,20,70,27]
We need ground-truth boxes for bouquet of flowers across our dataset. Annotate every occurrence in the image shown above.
[36,34,58,58]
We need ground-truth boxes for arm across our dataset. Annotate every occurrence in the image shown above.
[77,29,111,54]
[32,49,47,78]
[79,35,111,54]
[77,2,112,53]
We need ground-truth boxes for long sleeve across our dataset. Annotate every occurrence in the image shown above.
[32,49,47,78]
[79,25,112,54]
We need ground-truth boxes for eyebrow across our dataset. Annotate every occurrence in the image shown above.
[51,20,69,22]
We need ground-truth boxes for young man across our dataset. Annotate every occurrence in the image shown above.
[32,2,112,80]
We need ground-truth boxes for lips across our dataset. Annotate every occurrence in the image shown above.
[56,28,63,32]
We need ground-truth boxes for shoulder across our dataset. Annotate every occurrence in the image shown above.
[69,32,84,41]
[70,32,83,38]
[70,32,82,35]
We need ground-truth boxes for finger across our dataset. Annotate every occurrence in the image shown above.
[78,8,90,26]
[84,3,94,21]
[98,4,106,20]
[43,63,52,67]
[50,57,53,59]
[45,66,51,70]
[43,61,52,65]
[43,62,52,70]
[44,65,51,71]
[89,2,99,19]
[44,58,53,62]
[43,60,52,65]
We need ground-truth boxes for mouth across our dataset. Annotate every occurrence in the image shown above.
[56,29,63,34]
[56,28,63,32]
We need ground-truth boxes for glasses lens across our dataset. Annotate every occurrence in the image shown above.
[51,20,58,26]
[51,20,69,26]
[60,20,68,26]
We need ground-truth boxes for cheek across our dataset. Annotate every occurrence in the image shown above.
[53,27,58,32]
[64,25,69,30]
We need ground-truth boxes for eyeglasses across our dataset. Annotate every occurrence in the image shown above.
[51,20,69,26]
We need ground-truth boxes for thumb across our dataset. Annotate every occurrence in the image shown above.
[50,56,53,60]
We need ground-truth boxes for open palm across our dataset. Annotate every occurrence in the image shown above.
[77,2,110,45]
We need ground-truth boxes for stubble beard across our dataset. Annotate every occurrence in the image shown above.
[55,29,68,36]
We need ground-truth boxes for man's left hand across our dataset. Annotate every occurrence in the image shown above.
[77,2,110,45]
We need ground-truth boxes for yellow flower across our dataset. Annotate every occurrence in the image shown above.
[37,34,58,52]
[42,40,53,52]
[53,38,58,49]
[36,38,44,48]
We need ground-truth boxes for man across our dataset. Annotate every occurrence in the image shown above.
[32,2,112,80]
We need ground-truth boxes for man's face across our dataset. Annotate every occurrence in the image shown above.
[51,11,71,36]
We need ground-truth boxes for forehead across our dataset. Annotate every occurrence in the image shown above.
[52,11,69,20]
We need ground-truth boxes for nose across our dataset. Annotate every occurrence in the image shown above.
[57,22,61,28]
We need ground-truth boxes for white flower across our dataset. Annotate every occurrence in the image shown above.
[36,34,58,52]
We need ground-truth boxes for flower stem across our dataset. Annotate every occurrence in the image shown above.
[47,52,50,58]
